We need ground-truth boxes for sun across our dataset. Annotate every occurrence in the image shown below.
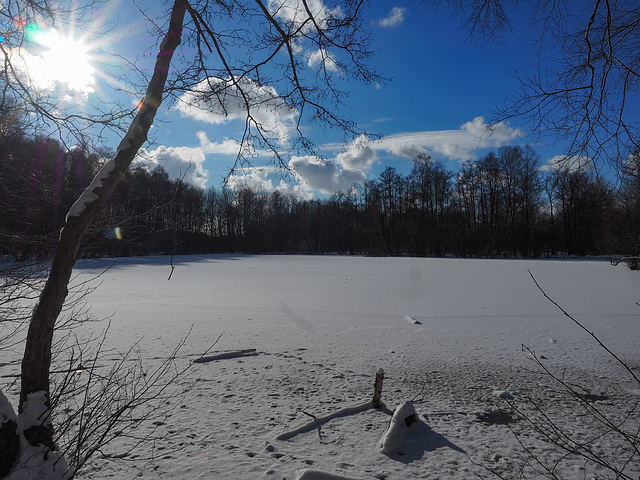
[22,28,96,94]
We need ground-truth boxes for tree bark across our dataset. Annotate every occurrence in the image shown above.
[19,0,187,442]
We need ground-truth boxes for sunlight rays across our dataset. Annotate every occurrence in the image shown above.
[2,8,126,101]
[23,27,96,93]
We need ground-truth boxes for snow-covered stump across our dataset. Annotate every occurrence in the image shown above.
[372,368,384,408]
[378,401,418,455]
[6,392,71,480]
[0,390,19,476]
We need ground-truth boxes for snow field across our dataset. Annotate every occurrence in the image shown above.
[2,255,639,479]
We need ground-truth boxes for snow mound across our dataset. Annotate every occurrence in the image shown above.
[378,401,418,455]
[403,315,421,325]
[492,388,516,399]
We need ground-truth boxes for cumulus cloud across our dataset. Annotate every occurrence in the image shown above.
[274,180,314,200]
[267,0,344,76]
[378,7,408,28]
[289,135,378,194]
[308,48,340,72]
[196,132,242,155]
[289,156,342,193]
[268,0,343,32]
[228,167,313,200]
[136,145,209,189]
[227,167,275,192]
[176,77,298,144]
[540,155,593,173]
[335,135,378,171]
[460,116,520,146]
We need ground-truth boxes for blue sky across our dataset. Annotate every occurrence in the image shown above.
[17,1,583,196]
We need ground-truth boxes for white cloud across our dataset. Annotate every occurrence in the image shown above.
[196,131,242,155]
[227,167,313,200]
[373,116,399,123]
[274,180,314,200]
[433,143,470,160]
[290,116,520,194]
[308,48,340,72]
[361,116,521,162]
[335,134,378,171]
[460,116,520,146]
[268,0,343,32]
[288,155,341,194]
[136,145,209,189]
[227,167,274,192]
[289,135,378,194]
[540,155,593,173]
[222,135,380,197]
[267,0,344,78]
[176,77,298,144]
[386,141,429,159]
[378,7,408,28]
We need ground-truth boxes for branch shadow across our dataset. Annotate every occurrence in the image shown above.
[276,401,374,441]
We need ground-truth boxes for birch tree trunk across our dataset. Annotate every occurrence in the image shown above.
[17,0,187,453]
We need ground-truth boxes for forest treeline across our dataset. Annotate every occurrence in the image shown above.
[2,133,640,260]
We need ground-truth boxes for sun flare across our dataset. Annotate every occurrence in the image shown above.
[23,28,96,94]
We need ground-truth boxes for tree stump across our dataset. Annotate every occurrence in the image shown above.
[0,391,19,476]
[373,368,384,408]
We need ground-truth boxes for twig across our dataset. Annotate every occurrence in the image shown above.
[167,255,176,281]
[527,270,640,385]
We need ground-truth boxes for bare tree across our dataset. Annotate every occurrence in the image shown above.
[1,0,381,477]
[426,0,640,166]
[613,149,640,268]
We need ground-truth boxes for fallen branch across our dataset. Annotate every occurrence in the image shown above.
[193,348,258,364]
[275,401,372,441]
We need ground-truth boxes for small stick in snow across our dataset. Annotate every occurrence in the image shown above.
[373,368,384,408]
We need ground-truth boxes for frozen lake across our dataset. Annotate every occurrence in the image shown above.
[4,255,640,479]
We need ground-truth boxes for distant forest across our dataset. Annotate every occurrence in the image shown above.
[2,133,640,260]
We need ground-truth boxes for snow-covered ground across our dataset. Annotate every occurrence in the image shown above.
[3,255,640,479]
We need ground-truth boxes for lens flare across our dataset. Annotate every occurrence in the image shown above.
[23,22,41,40]
[13,16,27,29]
[104,227,122,240]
